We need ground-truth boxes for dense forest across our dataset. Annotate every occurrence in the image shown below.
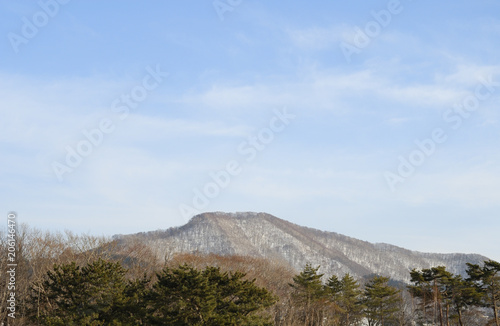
[0,225,498,325]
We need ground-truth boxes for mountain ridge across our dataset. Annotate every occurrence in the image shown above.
[114,212,488,282]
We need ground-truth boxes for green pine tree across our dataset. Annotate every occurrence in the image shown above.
[289,264,327,325]
[362,275,401,326]
[28,259,130,325]
[117,274,152,325]
[203,266,277,326]
[289,263,324,304]
[149,264,217,325]
[409,265,484,326]
[424,266,453,326]
[410,266,454,326]
[149,264,276,326]
[329,273,364,326]
[467,260,500,326]
[409,268,433,324]
[445,274,482,326]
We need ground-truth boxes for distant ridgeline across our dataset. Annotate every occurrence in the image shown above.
[115,212,488,283]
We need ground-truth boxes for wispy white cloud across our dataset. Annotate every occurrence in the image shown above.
[387,154,500,208]
[437,64,500,86]
[115,114,252,141]
[179,62,500,116]
[287,25,351,50]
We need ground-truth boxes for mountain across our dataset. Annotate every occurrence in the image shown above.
[113,212,488,283]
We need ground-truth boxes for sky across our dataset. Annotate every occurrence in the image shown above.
[1,0,499,262]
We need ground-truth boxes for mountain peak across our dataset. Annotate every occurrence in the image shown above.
[191,211,272,221]
[120,212,488,282]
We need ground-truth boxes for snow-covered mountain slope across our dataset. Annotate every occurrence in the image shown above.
[114,212,488,282]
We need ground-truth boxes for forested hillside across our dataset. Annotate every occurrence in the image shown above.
[1,222,498,325]
[116,212,488,282]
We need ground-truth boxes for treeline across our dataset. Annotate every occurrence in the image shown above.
[281,263,499,326]
[0,225,499,325]
[28,259,277,325]
[0,225,292,325]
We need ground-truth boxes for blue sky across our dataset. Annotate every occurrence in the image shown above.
[1,0,499,261]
